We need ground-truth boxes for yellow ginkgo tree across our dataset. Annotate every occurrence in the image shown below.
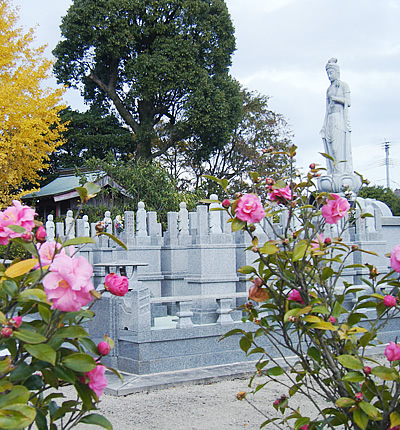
[0,0,66,205]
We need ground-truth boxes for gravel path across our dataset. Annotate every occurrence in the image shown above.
[65,375,321,430]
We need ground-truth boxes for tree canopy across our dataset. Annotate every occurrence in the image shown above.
[51,107,133,169]
[0,0,66,205]
[160,88,294,193]
[358,185,400,216]
[53,0,242,161]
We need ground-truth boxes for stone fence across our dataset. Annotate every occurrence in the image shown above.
[43,196,400,374]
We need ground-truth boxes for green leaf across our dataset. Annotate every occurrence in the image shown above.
[321,266,334,281]
[54,326,89,339]
[24,344,56,365]
[294,417,310,429]
[266,366,284,376]
[75,186,88,202]
[83,182,101,199]
[371,366,399,381]
[0,404,36,429]
[353,407,369,430]
[359,401,381,420]
[390,411,400,427]
[335,397,356,408]
[319,152,335,161]
[62,237,96,247]
[9,362,34,382]
[237,265,257,275]
[0,385,30,408]
[308,346,321,362]
[292,241,308,262]
[96,232,127,250]
[19,288,47,302]
[342,371,364,383]
[7,225,26,234]
[309,321,337,331]
[259,242,279,255]
[231,218,246,232]
[52,366,75,384]
[14,329,47,344]
[62,353,96,372]
[337,355,363,370]
[78,414,113,430]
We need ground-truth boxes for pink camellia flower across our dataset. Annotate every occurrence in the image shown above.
[299,425,309,430]
[9,316,22,328]
[383,295,397,308]
[389,426,400,430]
[0,200,36,245]
[311,233,324,250]
[35,226,47,243]
[363,366,372,375]
[43,254,94,312]
[390,245,400,273]
[288,290,304,305]
[235,194,266,223]
[385,341,400,362]
[35,242,75,269]
[268,185,294,203]
[97,341,111,356]
[321,194,350,224]
[104,273,129,297]
[85,364,108,398]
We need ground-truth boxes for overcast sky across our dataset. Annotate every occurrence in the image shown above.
[15,0,400,189]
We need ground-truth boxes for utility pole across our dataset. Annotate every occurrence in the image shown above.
[384,140,390,189]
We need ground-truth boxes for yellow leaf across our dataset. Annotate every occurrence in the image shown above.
[302,315,322,323]
[347,327,369,335]
[5,259,38,278]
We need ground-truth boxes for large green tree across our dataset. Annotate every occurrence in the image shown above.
[53,0,241,161]
[160,88,293,191]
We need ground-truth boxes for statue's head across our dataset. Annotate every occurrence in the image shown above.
[67,210,73,217]
[325,58,340,82]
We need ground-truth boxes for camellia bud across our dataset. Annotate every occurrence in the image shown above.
[1,327,13,338]
[354,392,363,402]
[253,277,263,287]
[383,295,397,308]
[283,238,289,245]
[288,315,297,323]
[35,226,47,243]
[248,224,256,232]
[363,366,372,375]
[236,391,246,400]
[234,192,243,199]
[222,199,231,208]
[309,163,316,169]
[9,316,22,329]
[21,232,33,243]
[97,341,111,356]
[352,244,359,251]
[265,178,275,186]
[244,301,253,310]
[251,246,259,253]
[329,316,336,323]
[324,237,332,245]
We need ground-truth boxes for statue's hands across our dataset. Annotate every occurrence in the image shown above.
[331,96,344,105]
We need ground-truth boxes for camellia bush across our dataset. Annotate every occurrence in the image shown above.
[0,183,128,429]
[205,146,400,430]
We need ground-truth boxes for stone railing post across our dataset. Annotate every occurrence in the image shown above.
[216,298,234,324]
[176,300,194,329]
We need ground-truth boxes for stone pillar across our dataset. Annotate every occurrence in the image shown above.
[209,194,222,234]
[178,202,189,237]
[124,211,135,248]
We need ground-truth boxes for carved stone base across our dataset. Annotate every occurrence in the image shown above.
[317,173,362,194]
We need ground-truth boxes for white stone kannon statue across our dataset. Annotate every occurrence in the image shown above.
[318,58,361,194]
